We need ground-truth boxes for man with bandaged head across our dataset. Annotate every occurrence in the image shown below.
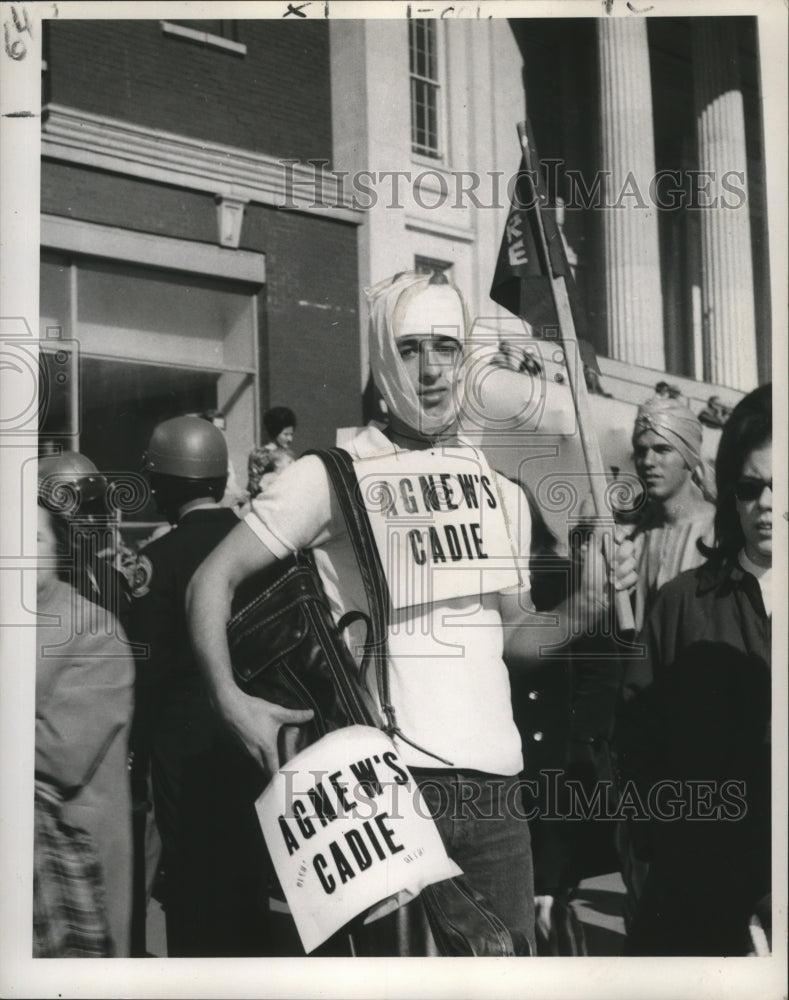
[187,271,625,956]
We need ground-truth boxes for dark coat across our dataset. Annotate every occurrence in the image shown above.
[511,555,622,893]
[129,507,241,720]
[618,558,771,956]
[71,534,132,632]
[127,506,269,956]
[129,507,243,798]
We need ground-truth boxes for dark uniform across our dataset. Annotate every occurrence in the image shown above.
[510,521,622,956]
[129,507,269,957]
[72,525,132,632]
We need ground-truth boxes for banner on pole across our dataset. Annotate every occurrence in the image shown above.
[489,118,600,374]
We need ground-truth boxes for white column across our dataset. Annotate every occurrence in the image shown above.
[597,19,665,369]
[692,20,758,391]
[330,20,412,389]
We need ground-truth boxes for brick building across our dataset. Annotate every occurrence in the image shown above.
[39,17,362,531]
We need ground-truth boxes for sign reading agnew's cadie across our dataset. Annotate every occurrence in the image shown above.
[256,726,461,953]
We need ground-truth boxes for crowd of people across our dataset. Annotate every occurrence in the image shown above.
[32,271,773,959]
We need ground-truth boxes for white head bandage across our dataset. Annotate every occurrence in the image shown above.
[365,271,467,436]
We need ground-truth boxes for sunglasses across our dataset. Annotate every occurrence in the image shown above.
[734,478,772,502]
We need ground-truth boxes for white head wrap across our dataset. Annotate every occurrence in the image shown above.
[364,271,467,436]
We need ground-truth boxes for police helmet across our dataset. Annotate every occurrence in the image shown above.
[143,416,228,480]
[38,450,108,514]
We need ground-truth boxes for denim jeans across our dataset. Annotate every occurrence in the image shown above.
[412,769,536,956]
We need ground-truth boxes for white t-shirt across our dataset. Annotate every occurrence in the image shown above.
[245,426,531,775]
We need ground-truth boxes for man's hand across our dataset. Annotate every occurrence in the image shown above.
[612,525,638,593]
[577,523,639,629]
[217,687,313,776]
[576,527,611,626]
[187,520,315,776]
[502,520,639,661]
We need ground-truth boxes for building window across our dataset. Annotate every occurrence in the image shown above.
[160,20,246,56]
[40,250,260,536]
[409,19,443,159]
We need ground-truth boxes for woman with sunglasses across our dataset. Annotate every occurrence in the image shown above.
[618,383,772,956]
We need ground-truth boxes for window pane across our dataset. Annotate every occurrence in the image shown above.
[76,261,255,369]
[73,356,218,532]
[40,254,72,339]
[38,253,258,510]
[411,79,422,141]
[409,19,439,82]
[411,79,440,157]
[424,21,437,80]
[426,86,438,151]
[409,20,441,157]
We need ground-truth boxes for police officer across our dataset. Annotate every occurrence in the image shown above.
[128,416,268,957]
[38,450,132,630]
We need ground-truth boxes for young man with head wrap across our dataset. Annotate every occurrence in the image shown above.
[187,271,625,956]
[614,394,716,935]
[624,394,716,632]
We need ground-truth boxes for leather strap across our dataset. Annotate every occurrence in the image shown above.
[310,448,451,765]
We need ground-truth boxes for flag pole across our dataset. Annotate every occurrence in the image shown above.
[516,122,635,633]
